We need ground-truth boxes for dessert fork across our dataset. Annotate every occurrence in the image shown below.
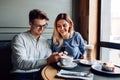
[61,71,90,77]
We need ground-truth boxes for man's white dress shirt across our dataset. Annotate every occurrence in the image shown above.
[11,31,52,73]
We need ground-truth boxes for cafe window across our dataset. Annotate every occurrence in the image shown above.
[100,0,120,65]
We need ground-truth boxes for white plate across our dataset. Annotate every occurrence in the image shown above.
[79,59,94,66]
[57,62,77,69]
[91,63,120,74]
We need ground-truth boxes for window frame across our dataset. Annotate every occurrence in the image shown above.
[98,0,120,60]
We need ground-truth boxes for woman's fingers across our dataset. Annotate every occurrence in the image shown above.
[63,51,68,55]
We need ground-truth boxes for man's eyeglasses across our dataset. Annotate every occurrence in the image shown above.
[33,23,48,29]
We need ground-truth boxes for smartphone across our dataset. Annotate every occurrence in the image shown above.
[60,46,66,52]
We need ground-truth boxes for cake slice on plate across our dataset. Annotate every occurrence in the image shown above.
[102,62,115,72]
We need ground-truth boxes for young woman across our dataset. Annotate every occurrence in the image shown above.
[51,13,86,59]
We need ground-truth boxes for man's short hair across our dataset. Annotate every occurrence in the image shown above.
[29,9,49,22]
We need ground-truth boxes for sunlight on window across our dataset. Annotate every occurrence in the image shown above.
[110,0,120,65]
[100,0,120,65]
[110,0,120,43]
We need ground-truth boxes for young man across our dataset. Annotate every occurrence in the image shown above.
[11,9,61,80]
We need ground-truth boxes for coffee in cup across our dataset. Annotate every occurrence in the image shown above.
[85,44,94,62]
[60,56,73,66]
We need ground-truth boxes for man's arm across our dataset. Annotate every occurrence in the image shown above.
[11,35,48,70]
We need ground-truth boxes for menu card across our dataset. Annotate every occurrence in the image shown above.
[56,69,94,80]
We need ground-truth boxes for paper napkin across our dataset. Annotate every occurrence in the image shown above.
[56,69,94,80]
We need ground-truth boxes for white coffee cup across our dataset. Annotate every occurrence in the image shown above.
[60,56,73,66]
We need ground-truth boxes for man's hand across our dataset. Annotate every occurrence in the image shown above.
[47,51,69,64]
[47,52,61,64]
[59,51,68,56]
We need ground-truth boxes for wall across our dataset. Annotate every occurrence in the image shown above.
[77,0,99,59]
[0,0,72,40]
[78,0,89,41]
[89,0,98,59]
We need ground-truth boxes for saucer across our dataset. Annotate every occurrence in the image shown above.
[79,59,95,66]
[57,62,77,69]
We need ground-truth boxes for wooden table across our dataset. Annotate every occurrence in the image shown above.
[41,62,120,80]
[41,64,63,80]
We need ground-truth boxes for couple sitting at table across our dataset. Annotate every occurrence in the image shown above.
[11,9,86,80]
